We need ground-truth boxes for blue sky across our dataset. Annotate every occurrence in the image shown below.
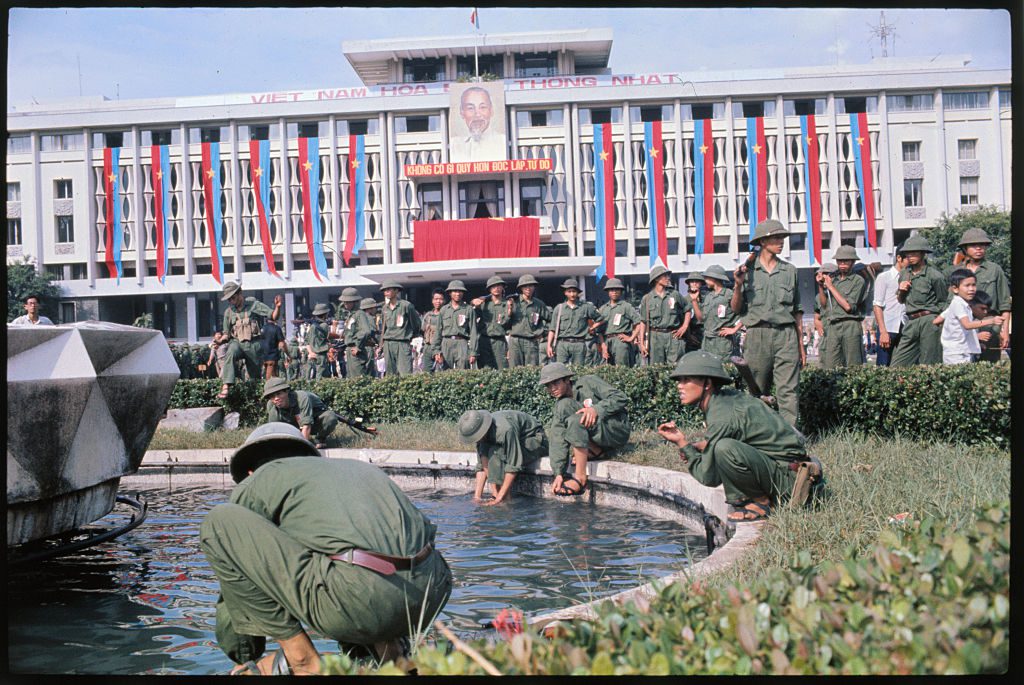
[6,7,1012,106]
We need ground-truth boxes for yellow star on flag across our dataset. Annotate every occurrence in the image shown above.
[107,172,117,182]
[155,170,163,180]
[699,144,708,155]
[599,150,609,161]
[806,136,813,145]
[649,147,659,158]
[350,159,361,169]
[206,169,215,179]
[752,144,762,155]
[302,161,313,172]
[856,136,865,146]
[253,167,263,177]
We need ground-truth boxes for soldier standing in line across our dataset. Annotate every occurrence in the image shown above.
[889,235,949,366]
[218,282,282,399]
[343,298,378,378]
[683,271,707,353]
[699,264,742,362]
[379,280,421,377]
[546,278,600,366]
[420,289,445,373]
[812,263,838,367]
[638,265,692,365]
[430,280,476,370]
[303,304,332,380]
[816,246,867,368]
[594,278,641,367]
[954,228,1011,362]
[470,276,513,370]
[730,219,805,427]
[507,274,549,367]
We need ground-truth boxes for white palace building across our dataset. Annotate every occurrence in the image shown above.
[5,28,1011,342]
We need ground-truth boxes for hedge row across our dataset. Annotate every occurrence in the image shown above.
[324,501,1010,675]
[168,361,1010,445]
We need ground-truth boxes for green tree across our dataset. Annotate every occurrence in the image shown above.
[920,206,1011,282]
[6,258,61,323]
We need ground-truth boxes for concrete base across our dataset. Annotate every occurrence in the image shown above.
[7,478,120,545]
[158,407,225,432]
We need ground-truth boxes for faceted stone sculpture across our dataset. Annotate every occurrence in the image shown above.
[7,322,180,545]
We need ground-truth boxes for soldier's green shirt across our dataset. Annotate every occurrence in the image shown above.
[681,388,806,484]
[223,298,274,341]
[897,264,949,315]
[231,457,437,557]
[738,258,802,326]
[549,300,600,338]
[639,288,693,329]
[598,300,640,336]
[304,320,331,354]
[702,287,739,338]
[821,274,866,323]
[969,261,1011,314]
[421,310,441,346]
[476,298,513,337]
[429,302,475,356]
[343,310,376,350]
[380,299,421,341]
[508,296,549,337]
[266,390,330,428]
[476,410,546,480]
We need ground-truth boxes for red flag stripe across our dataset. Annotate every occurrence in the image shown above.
[702,119,714,249]
[857,112,877,248]
[297,139,320,280]
[601,124,615,279]
[807,116,823,264]
[651,120,668,264]
[756,118,768,222]
[151,145,165,282]
[103,148,117,278]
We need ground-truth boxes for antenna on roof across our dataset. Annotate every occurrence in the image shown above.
[77,53,83,96]
[867,11,897,59]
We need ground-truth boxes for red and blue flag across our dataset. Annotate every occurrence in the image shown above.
[103,146,123,281]
[643,121,668,269]
[800,115,823,265]
[343,135,366,266]
[248,139,279,277]
[150,145,172,283]
[298,136,329,280]
[692,119,714,255]
[745,116,768,238]
[849,112,878,248]
[592,123,615,280]
[201,142,225,284]
[470,8,479,28]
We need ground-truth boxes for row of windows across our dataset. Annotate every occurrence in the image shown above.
[902,177,980,209]
[5,216,74,246]
[901,139,977,162]
[7,180,72,200]
[415,179,545,220]
[403,52,559,83]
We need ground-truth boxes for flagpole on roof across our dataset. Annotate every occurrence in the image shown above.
[473,8,480,79]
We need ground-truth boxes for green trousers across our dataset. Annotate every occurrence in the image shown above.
[707,438,798,506]
[604,337,636,367]
[648,330,686,365]
[555,340,588,365]
[549,396,630,475]
[508,336,541,367]
[743,326,801,428]
[310,410,340,445]
[821,319,864,369]
[383,340,413,376]
[439,337,470,369]
[308,353,330,380]
[200,503,453,665]
[890,315,943,366]
[477,336,509,370]
[701,334,736,363]
[222,339,262,384]
[346,347,370,378]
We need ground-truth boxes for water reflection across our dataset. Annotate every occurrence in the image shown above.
[7,485,707,675]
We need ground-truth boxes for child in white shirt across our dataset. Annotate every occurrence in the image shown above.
[933,269,1004,364]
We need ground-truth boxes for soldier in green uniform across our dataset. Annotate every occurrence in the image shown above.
[594,278,641,366]
[730,219,805,427]
[284,332,305,382]
[656,351,823,523]
[342,298,378,378]
[430,280,476,370]
[420,290,445,373]
[334,287,360,323]
[547,278,600,366]
[539,362,630,496]
[508,274,549,367]
[639,265,693,365]
[303,303,332,380]
[218,282,283,399]
[470,276,513,370]
[683,271,707,353]
[817,245,867,368]
[955,228,1011,361]
[457,409,548,506]
[890,235,949,366]
[812,263,838,367]
[200,422,451,675]
[700,264,742,362]
[263,377,341,448]
[379,280,421,377]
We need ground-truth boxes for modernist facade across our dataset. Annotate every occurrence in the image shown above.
[6,28,1012,342]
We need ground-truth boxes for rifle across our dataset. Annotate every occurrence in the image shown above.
[729,355,777,409]
[332,411,378,437]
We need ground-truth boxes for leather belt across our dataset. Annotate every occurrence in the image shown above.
[445,335,468,340]
[330,542,433,576]
[749,322,788,329]
[511,334,543,340]
[908,310,935,320]
[558,336,585,342]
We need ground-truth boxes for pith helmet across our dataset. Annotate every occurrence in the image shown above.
[702,264,730,282]
[229,422,320,484]
[517,274,539,289]
[538,362,574,386]
[669,351,734,382]
[820,262,839,274]
[446,280,468,292]
[833,245,859,261]
[221,281,242,301]
[262,376,291,399]
[901,235,933,253]
[380,279,404,291]
[560,278,581,291]
[485,276,507,289]
[603,277,626,291]
[457,410,494,444]
[751,219,788,244]
[684,271,705,283]
[649,264,671,283]
[360,297,379,310]
[338,287,360,303]
[312,303,331,316]
[958,228,992,247]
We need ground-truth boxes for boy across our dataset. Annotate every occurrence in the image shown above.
[933,269,1003,364]
[971,291,1002,360]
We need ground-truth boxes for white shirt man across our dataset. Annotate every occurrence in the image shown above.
[10,296,55,326]
[872,256,907,366]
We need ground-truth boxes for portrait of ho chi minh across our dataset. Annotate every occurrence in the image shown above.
[449,82,508,163]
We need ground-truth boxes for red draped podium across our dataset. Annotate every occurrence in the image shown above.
[413,218,540,262]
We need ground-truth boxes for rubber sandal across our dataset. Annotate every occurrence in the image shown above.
[555,476,590,497]
[216,386,230,400]
[728,501,771,523]
[269,650,291,675]
[229,660,261,676]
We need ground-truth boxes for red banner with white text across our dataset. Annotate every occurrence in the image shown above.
[413,218,540,262]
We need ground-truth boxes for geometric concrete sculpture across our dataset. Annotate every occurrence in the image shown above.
[7,322,180,545]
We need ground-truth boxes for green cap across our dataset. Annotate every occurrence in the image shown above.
[603,277,625,291]
[901,235,933,253]
[684,271,705,283]
[262,376,291,399]
[517,274,539,289]
[958,228,992,247]
[560,278,581,291]
[833,245,859,261]
[457,410,494,444]
[380,280,404,291]
[221,281,242,301]
[229,422,320,484]
[820,262,839,274]
[538,362,574,385]
[669,351,734,382]
[312,303,331,316]
[446,280,468,292]
[360,297,379,310]
[751,219,788,244]
[701,264,730,282]
[649,264,671,283]
[485,276,507,289]
[338,287,361,303]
